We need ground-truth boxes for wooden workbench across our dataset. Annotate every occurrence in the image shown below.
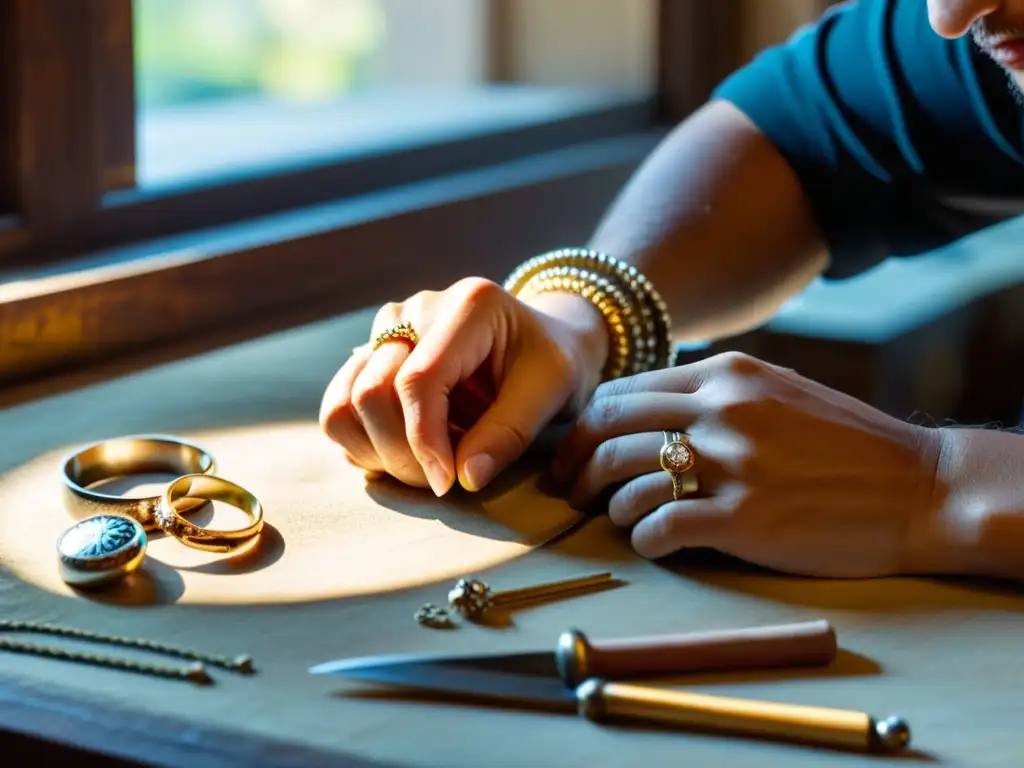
[1,307,1022,768]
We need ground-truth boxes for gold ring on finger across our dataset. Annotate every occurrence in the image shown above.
[660,430,699,501]
[372,321,419,351]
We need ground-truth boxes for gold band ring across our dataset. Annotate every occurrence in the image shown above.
[372,321,419,351]
[156,474,264,553]
[660,430,699,500]
[61,435,217,531]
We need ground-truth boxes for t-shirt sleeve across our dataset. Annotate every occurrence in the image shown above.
[712,0,1024,278]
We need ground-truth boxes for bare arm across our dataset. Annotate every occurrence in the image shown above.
[910,428,1024,581]
[525,99,829,385]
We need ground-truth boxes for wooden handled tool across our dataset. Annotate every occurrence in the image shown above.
[576,679,911,753]
[555,619,837,686]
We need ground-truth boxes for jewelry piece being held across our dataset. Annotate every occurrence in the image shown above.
[57,514,148,589]
[660,430,699,500]
[448,571,614,621]
[372,321,419,351]
[156,474,264,553]
[61,434,216,531]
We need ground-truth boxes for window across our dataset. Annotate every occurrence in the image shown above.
[0,1,738,386]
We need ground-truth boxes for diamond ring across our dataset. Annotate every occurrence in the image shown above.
[660,430,699,500]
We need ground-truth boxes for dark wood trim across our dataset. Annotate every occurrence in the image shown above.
[656,0,743,123]
[485,0,514,82]
[95,0,137,193]
[0,678,390,768]
[1,96,654,267]
[0,0,15,213]
[0,132,662,390]
[9,0,105,242]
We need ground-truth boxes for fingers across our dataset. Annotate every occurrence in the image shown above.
[567,432,663,510]
[352,336,430,489]
[607,470,672,528]
[630,497,729,559]
[552,392,701,483]
[456,349,575,491]
[394,288,503,495]
[319,344,385,472]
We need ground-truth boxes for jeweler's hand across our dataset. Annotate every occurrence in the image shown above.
[549,351,947,578]
[319,277,607,496]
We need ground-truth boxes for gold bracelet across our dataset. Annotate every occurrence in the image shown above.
[504,248,672,373]
[515,266,638,380]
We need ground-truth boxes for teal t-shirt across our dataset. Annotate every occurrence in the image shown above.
[712,0,1024,278]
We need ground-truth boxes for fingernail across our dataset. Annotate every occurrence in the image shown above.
[461,453,497,492]
[422,458,453,497]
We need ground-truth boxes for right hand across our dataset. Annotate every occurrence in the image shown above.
[319,277,607,496]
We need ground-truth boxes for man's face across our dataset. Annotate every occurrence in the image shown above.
[928,0,1024,90]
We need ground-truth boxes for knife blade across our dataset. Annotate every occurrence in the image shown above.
[309,619,838,686]
[318,658,911,754]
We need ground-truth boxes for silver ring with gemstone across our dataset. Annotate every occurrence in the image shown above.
[660,430,699,500]
[56,513,148,589]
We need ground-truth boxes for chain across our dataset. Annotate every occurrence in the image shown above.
[0,638,212,684]
[0,620,254,681]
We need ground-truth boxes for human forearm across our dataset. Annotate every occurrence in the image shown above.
[588,100,827,343]
[908,427,1024,581]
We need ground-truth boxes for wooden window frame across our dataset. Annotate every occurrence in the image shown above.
[0,0,738,391]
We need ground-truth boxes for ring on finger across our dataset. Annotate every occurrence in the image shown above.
[660,430,699,500]
[372,321,419,351]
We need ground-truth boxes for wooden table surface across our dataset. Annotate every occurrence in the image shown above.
[1,308,1022,768]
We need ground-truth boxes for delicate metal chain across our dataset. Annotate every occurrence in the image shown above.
[0,620,254,675]
[0,637,212,684]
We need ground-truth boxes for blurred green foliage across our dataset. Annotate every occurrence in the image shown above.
[133,0,387,110]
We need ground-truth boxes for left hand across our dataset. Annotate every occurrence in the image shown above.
[549,351,944,578]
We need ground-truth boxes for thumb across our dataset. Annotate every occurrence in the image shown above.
[455,352,572,491]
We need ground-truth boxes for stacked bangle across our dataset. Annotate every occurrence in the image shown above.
[514,266,638,380]
[504,247,673,380]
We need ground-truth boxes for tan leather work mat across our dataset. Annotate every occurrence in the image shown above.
[2,309,1024,767]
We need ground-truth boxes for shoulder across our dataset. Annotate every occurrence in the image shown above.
[710,0,1023,275]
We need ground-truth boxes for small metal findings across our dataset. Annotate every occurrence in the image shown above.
[57,514,148,589]
[415,603,459,629]
[448,572,614,620]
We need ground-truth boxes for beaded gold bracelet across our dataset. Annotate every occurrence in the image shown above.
[505,248,673,375]
[515,266,638,380]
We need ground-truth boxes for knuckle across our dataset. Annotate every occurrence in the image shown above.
[593,375,633,401]
[580,395,622,437]
[350,371,393,413]
[608,479,649,526]
[487,419,530,459]
[715,350,765,377]
[452,276,502,306]
[590,439,619,475]
[375,301,403,324]
[393,365,430,403]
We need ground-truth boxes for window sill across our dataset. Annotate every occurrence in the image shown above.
[0,130,664,394]
[134,84,650,192]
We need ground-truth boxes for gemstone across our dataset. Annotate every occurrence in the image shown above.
[664,442,691,469]
[58,515,141,560]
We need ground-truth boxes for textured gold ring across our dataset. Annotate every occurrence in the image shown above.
[156,474,264,553]
[660,430,699,500]
[372,321,419,351]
